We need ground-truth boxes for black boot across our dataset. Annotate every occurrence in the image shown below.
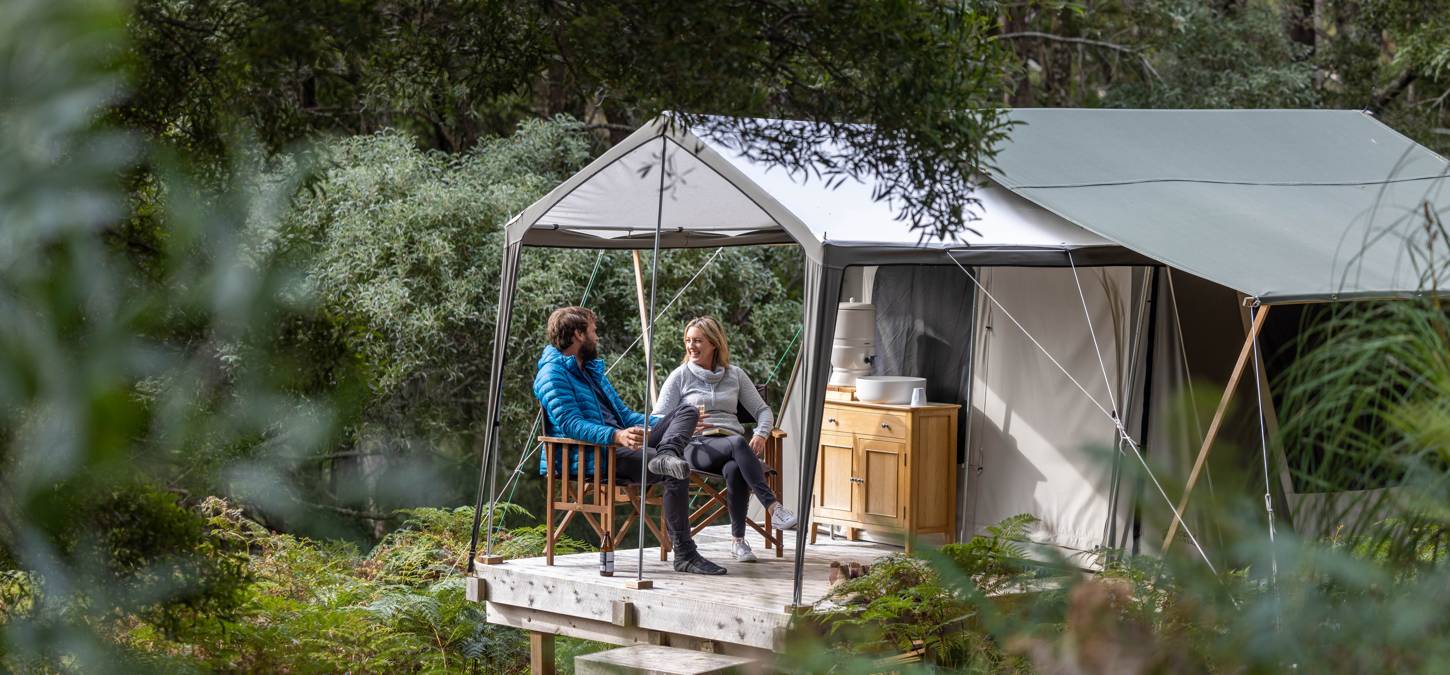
[673,551,726,575]
[646,448,691,479]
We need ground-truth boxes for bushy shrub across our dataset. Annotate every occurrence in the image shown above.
[800,514,1044,671]
[71,498,592,673]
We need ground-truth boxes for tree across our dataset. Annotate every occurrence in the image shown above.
[1,0,339,667]
[123,0,1013,241]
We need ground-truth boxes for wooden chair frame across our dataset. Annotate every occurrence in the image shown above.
[685,428,787,558]
[540,436,670,565]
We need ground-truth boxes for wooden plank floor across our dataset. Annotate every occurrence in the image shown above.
[473,525,897,656]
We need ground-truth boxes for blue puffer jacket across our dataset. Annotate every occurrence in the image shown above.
[534,345,654,475]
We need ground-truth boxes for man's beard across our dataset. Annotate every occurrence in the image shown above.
[578,336,599,362]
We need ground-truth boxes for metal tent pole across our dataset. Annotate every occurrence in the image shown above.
[631,133,669,588]
[468,241,520,571]
[789,259,843,609]
[1125,268,1161,552]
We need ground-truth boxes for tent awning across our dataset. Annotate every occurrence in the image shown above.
[993,109,1450,303]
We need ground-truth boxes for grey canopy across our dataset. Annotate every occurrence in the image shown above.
[994,109,1450,303]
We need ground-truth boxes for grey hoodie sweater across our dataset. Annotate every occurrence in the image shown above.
[653,362,773,438]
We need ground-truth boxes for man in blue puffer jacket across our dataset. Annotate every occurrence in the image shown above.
[534,306,726,575]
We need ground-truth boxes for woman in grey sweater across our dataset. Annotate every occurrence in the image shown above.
[653,317,798,562]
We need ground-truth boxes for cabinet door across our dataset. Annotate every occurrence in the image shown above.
[857,436,906,528]
[815,433,856,516]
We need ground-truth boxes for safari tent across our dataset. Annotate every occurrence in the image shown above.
[468,109,1450,621]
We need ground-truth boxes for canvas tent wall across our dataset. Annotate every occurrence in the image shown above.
[474,109,1450,605]
[962,266,1142,560]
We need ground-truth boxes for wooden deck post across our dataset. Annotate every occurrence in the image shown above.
[530,631,556,675]
[1162,304,1271,551]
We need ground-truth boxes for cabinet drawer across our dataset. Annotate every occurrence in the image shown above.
[822,407,908,440]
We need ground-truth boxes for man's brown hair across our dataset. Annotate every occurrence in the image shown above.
[547,306,596,351]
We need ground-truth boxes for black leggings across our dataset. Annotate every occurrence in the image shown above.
[684,435,777,538]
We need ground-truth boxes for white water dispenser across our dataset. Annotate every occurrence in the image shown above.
[828,299,876,387]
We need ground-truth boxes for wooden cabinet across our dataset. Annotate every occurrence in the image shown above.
[811,400,960,553]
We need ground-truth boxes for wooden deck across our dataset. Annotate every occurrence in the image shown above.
[469,525,899,660]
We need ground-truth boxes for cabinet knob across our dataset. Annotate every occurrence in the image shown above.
[849,476,864,484]
[826,418,838,424]
[880,423,891,429]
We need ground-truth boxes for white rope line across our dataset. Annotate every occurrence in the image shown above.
[1114,426,1219,576]
[1164,271,1207,440]
[1248,302,1280,581]
[1067,251,1122,416]
[1065,260,1218,574]
[492,412,543,510]
[488,246,722,523]
[945,257,1113,420]
[498,246,725,501]
[1165,270,1224,544]
[946,254,1219,576]
[605,246,726,377]
[489,251,604,523]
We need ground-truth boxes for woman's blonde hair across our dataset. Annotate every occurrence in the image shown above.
[682,316,730,370]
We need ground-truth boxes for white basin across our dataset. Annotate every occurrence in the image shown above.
[854,376,926,405]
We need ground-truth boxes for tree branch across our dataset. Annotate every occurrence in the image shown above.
[583,122,637,132]
[1371,69,1417,114]
[314,450,387,461]
[294,497,393,521]
[993,31,1162,83]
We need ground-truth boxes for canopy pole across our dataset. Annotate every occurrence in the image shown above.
[468,241,521,571]
[1162,302,1271,551]
[632,251,659,402]
[789,258,844,608]
[1104,268,1157,551]
[634,134,668,587]
[1248,301,1280,586]
[1125,268,1161,551]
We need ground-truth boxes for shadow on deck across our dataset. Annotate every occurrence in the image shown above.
[468,525,899,660]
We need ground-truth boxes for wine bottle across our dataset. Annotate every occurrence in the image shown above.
[599,530,615,577]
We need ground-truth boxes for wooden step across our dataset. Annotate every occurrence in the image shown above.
[575,645,758,675]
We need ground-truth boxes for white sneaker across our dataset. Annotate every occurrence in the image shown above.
[771,504,798,530]
[731,538,758,562]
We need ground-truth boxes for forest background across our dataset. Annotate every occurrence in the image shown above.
[4,0,1450,671]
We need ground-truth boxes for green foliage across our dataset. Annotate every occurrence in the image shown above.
[1277,300,1450,561]
[941,513,1040,597]
[0,0,338,669]
[94,500,565,673]
[801,515,1044,670]
[1106,0,1317,108]
[282,120,591,439]
[67,487,250,639]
